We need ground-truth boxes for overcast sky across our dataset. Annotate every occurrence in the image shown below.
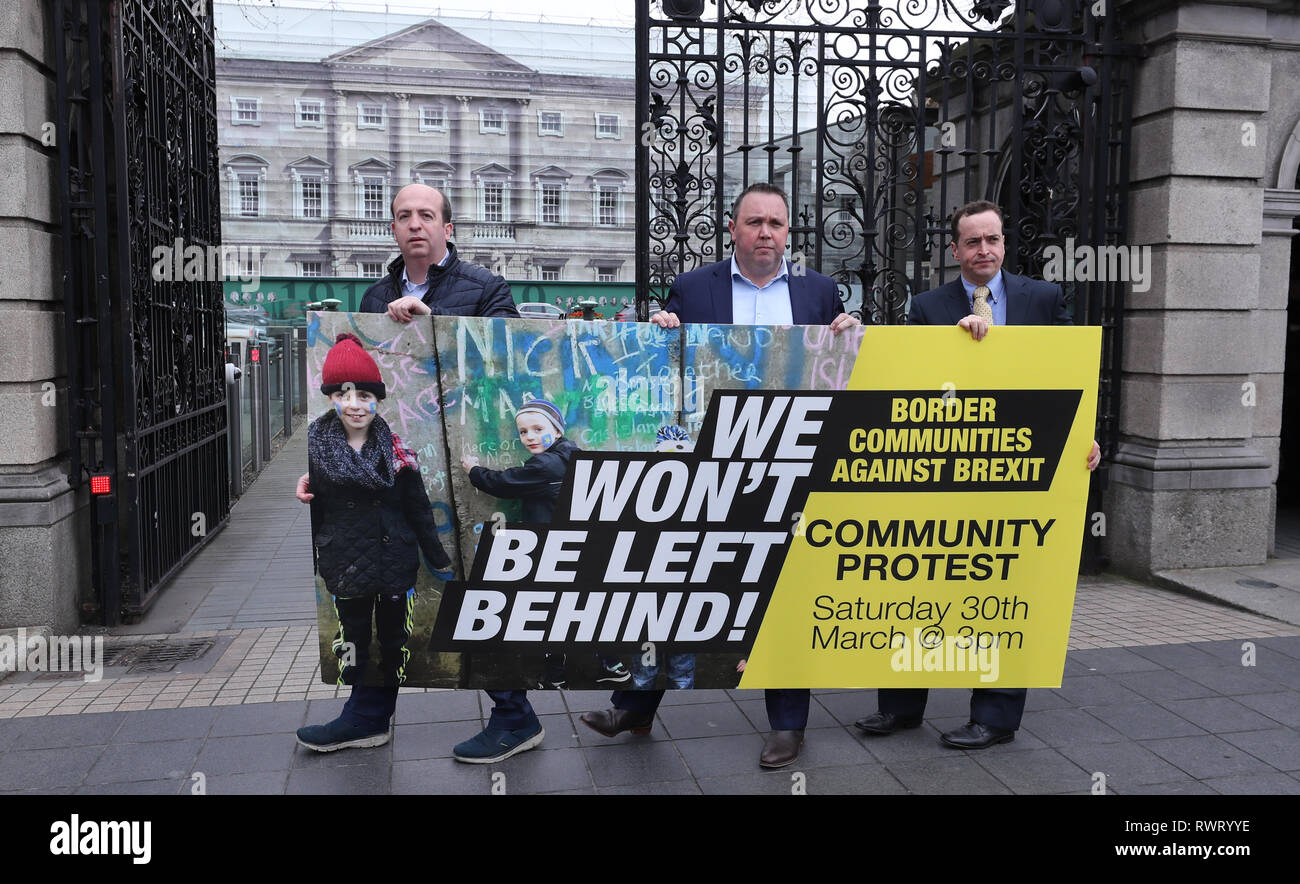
[228,0,637,27]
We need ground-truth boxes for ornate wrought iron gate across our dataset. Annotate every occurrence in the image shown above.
[635,0,1137,465]
[54,0,230,623]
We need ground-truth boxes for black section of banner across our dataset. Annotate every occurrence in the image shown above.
[808,389,1081,492]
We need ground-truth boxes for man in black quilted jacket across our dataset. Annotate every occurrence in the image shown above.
[360,183,517,320]
[297,183,528,757]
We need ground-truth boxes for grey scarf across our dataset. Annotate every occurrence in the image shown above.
[307,409,397,492]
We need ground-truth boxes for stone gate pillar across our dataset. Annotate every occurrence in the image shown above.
[1107,0,1298,575]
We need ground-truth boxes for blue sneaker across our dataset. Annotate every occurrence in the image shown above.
[452,721,545,764]
[296,716,392,752]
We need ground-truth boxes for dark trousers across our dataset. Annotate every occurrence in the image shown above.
[332,590,414,687]
[611,688,810,730]
[341,686,538,731]
[878,687,1027,732]
[330,591,538,733]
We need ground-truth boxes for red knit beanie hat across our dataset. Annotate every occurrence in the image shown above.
[320,333,386,399]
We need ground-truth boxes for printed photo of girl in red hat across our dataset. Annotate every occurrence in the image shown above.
[296,332,454,752]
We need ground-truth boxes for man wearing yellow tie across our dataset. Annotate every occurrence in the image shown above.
[855,199,1102,750]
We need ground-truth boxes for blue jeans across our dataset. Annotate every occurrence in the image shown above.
[630,653,695,690]
[340,685,538,732]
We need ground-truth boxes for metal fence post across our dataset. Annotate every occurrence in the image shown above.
[281,330,293,437]
[249,354,262,473]
[296,328,308,417]
[258,345,272,460]
[228,369,243,497]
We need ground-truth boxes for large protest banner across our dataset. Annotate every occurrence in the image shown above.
[307,314,1098,690]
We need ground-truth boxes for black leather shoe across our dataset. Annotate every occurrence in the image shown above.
[853,711,923,736]
[940,721,1015,749]
[759,730,804,768]
[579,707,653,738]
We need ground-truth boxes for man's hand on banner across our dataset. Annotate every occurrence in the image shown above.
[829,313,861,336]
[957,313,991,341]
[650,310,681,329]
[461,455,480,473]
[387,295,433,324]
[1087,440,1101,471]
[296,472,313,503]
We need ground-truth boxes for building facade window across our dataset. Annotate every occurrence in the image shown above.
[480,108,505,134]
[540,183,562,224]
[472,164,512,225]
[362,177,386,220]
[531,166,572,227]
[288,161,330,221]
[300,176,323,218]
[361,262,384,277]
[419,105,446,131]
[358,103,385,129]
[483,182,504,222]
[295,99,323,127]
[238,176,260,216]
[538,111,563,136]
[597,186,619,226]
[595,113,620,138]
[302,261,323,278]
[596,266,618,283]
[231,97,261,125]
[540,265,562,282]
[225,157,268,217]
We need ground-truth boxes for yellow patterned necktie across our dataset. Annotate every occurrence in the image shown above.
[972,285,994,323]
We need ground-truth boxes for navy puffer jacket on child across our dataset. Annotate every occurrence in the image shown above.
[468,438,580,523]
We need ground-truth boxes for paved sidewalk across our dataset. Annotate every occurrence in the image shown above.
[1,433,1297,794]
[1,637,1297,795]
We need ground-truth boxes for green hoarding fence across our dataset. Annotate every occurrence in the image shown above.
[224,277,646,323]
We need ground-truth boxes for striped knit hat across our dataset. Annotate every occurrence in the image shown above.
[516,398,565,437]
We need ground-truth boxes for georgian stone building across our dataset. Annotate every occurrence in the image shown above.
[215,6,639,284]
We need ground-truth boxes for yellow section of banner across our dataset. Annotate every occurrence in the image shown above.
[739,325,1101,688]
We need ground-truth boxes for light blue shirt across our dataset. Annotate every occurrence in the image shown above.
[730,256,793,325]
[961,271,1007,326]
[401,250,452,300]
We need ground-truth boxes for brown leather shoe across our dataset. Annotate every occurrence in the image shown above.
[759,729,804,768]
[579,707,653,738]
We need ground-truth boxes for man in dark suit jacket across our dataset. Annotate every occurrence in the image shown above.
[579,182,858,769]
[855,199,1101,750]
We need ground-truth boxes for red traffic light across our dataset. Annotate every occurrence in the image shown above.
[90,474,112,495]
[250,348,260,363]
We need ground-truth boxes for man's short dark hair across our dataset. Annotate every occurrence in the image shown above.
[390,185,453,225]
[731,182,790,219]
[950,200,1004,241]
